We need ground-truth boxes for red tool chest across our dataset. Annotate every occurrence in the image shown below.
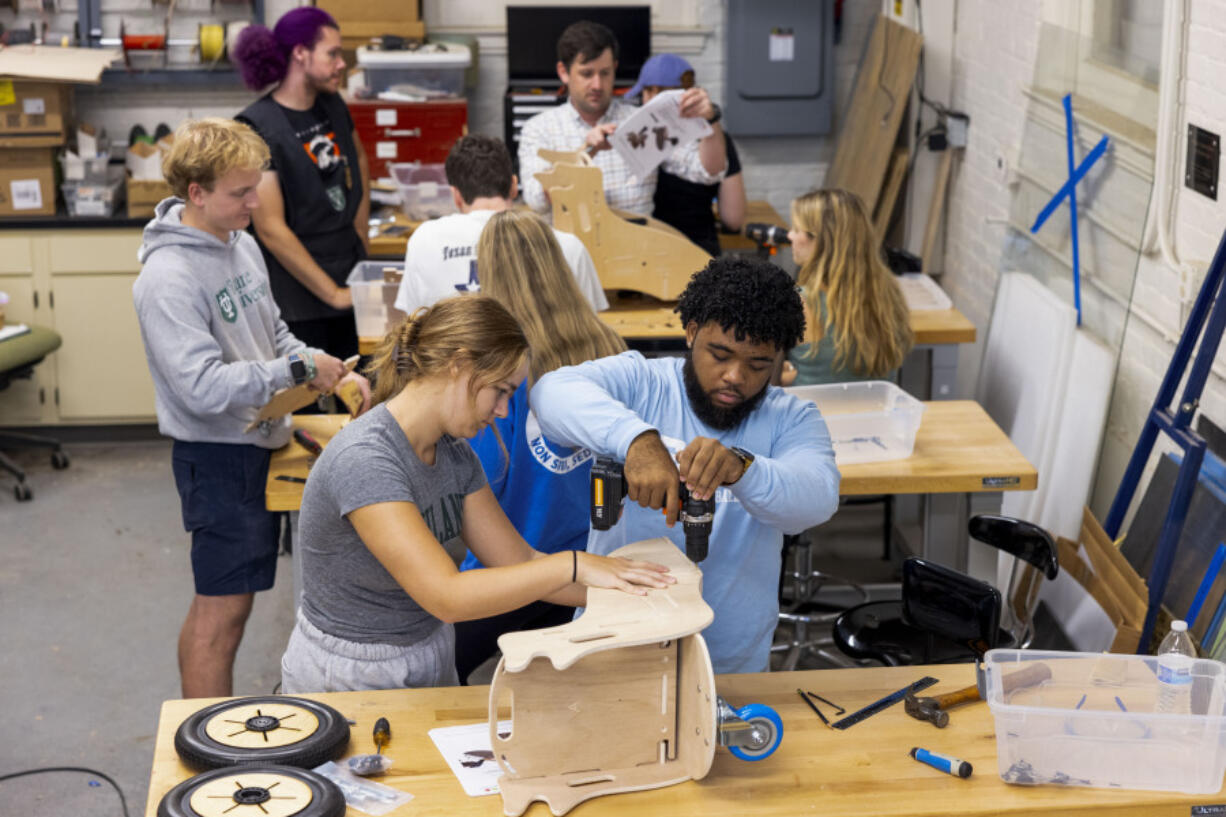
[348,98,467,179]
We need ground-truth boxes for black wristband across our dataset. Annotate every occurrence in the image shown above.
[572,550,577,583]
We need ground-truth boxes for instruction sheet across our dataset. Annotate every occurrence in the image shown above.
[609,89,712,180]
[428,720,513,797]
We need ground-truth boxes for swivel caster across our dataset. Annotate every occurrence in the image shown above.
[717,698,783,761]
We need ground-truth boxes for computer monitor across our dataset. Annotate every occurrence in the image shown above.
[506,5,651,83]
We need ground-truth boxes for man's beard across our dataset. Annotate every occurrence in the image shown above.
[682,355,768,431]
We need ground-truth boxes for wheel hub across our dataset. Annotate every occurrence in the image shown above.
[245,715,281,732]
[233,786,272,805]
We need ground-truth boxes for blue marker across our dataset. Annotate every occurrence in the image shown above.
[910,747,973,778]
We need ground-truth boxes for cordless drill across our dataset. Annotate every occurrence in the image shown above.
[590,457,714,563]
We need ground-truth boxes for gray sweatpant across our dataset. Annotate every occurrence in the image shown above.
[281,610,460,693]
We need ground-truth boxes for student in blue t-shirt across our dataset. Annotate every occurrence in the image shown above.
[531,256,842,674]
[455,210,627,683]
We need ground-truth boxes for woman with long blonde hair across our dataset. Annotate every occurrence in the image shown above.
[781,189,914,386]
[453,210,628,682]
[281,295,669,693]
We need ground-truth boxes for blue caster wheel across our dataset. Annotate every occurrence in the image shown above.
[727,703,783,761]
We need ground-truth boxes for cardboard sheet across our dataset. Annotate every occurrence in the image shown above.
[0,45,120,84]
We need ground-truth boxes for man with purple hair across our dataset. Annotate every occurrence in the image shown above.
[233,8,369,359]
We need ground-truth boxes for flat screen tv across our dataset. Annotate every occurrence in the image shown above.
[507,5,651,82]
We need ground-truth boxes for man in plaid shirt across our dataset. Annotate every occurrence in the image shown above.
[518,20,727,217]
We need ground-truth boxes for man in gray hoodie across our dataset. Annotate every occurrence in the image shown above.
[133,117,370,698]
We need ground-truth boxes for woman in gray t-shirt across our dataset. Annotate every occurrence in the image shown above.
[282,296,673,692]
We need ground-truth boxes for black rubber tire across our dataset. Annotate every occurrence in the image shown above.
[51,450,70,469]
[14,483,31,501]
[174,696,349,771]
[157,764,346,817]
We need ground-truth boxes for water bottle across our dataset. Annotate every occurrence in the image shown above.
[1155,620,1196,714]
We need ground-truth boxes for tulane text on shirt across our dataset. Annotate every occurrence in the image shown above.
[442,245,474,261]
[225,270,270,309]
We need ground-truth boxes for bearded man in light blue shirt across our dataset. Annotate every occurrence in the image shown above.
[531,256,841,673]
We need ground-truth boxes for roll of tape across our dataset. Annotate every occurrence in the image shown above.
[225,21,249,61]
[199,23,224,63]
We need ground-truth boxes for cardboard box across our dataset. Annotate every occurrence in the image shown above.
[314,0,425,48]
[0,147,57,216]
[0,80,71,146]
[127,177,172,218]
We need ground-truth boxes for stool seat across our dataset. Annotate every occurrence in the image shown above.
[832,600,1015,666]
[1,323,68,501]
[0,325,62,373]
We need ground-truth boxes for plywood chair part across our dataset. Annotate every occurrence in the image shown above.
[244,355,360,432]
[534,150,712,301]
[824,15,923,217]
[488,538,718,816]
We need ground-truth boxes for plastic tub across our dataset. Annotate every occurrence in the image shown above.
[897,272,953,311]
[784,381,924,464]
[984,648,1226,793]
[389,162,455,220]
[356,43,471,97]
[346,260,407,340]
[62,170,125,217]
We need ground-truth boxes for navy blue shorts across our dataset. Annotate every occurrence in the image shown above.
[171,440,280,596]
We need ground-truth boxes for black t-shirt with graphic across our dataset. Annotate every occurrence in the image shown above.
[257,99,349,212]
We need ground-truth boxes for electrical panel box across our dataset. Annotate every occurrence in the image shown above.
[724,0,834,136]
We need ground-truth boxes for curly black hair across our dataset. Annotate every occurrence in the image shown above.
[676,256,805,350]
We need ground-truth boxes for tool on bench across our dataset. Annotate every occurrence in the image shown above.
[348,716,393,776]
[275,475,308,484]
[905,661,1051,728]
[796,689,844,728]
[830,676,938,730]
[590,457,714,563]
[293,428,324,458]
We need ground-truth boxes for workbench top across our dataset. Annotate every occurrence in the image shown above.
[146,663,1226,817]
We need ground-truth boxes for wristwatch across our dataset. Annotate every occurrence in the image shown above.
[706,102,723,125]
[730,446,754,481]
[288,352,316,386]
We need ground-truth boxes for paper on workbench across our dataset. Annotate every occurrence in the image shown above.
[428,720,512,796]
[608,89,712,181]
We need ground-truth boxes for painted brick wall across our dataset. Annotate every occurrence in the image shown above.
[941,0,1226,521]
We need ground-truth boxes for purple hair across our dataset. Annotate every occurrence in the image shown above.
[233,7,339,90]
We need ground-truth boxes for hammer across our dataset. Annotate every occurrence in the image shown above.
[905,662,1051,728]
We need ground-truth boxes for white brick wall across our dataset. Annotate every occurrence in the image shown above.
[943,0,1226,522]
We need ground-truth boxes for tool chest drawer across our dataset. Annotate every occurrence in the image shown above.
[349,98,467,180]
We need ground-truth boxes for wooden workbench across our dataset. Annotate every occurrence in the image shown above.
[145,663,1224,816]
[366,200,788,260]
[265,401,1032,514]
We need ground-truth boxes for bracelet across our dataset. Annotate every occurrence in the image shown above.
[571,550,577,583]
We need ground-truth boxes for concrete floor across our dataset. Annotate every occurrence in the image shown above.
[0,436,898,817]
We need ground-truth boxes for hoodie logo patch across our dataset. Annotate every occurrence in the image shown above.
[215,287,238,323]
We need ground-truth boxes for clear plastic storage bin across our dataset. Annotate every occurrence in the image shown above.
[784,381,924,464]
[897,272,953,311]
[390,162,455,220]
[62,171,125,217]
[346,260,407,340]
[355,43,471,97]
[984,648,1226,794]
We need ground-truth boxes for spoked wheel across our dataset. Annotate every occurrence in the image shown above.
[157,764,345,817]
[174,696,349,770]
[727,703,783,761]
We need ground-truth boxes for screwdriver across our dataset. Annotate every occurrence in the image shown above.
[373,717,390,754]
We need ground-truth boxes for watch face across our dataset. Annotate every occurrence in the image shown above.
[290,359,307,381]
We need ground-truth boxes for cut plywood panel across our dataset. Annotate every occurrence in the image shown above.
[873,146,910,238]
[825,15,922,214]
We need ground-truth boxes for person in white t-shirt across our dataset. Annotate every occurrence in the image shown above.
[394,135,608,315]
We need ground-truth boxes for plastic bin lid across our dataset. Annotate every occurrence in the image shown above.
[357,43,471,68]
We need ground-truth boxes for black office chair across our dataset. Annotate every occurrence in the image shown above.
[0,325,69,501]
[832,515,1059,666]
[771,533,871,670]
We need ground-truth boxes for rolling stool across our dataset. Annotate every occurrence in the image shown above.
[832,515,1059,666]
[0,325,69,501]
[771,533,869,670]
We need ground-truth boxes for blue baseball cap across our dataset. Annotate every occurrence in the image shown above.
[628,53,695,100]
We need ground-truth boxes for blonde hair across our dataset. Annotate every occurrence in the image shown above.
[162,117,270,199]
[791,189,913,377]
[476,210,625,382]
[366,295,529,405]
